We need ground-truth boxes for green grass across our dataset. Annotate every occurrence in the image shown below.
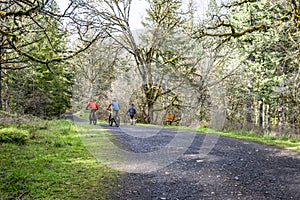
[77,112,90,121]
[0,119,120,199]
[0,127,29,144]
[76,111,108,124]
[196,126,300,152]
[153,123,300,151]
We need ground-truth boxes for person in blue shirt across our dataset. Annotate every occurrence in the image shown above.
[107,98,120,120]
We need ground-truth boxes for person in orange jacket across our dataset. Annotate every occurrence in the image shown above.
[86,99,99,124]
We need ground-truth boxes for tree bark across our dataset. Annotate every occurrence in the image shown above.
[0,37,2,111]
[259,100,263,128]
[266,104,271,131]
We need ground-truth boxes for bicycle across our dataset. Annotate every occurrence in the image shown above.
[89,109,97,125]
[108,110,120,127]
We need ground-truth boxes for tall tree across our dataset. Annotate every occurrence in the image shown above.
[0,0,108,111]
[1,0,75,117]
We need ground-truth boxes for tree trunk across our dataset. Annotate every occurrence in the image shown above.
[278,105,283,132]
[259,100,263,128]
[0,39,2,111]
[244,87,253,130]
[266,104,271,131]
[5,78,9,112]
[0,63,2,111]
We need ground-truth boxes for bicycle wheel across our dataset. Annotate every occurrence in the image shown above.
[93,118,97,125]
[108,114,113,126]
[115,116,120,127]
[90,111,97,125]
[89,115,92,124]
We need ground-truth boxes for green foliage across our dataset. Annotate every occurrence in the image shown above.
[0,0,65,65]
[218,0,300,129]
[5,60,74,118]
[1,0,73,118]
[146,0,183,29]
[0,127,29,144]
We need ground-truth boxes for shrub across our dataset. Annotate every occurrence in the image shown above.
[0,127,29,145]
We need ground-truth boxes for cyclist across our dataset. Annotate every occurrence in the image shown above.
[86,99,99,124]
[128,103,136,125]
[107,98,120,125]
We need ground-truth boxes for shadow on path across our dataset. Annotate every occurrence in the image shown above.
[67,113,300,200]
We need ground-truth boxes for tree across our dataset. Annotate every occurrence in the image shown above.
[0,0,108,112]
[0,0,77,117]
[199,0,300,132]
[0,0,105,66]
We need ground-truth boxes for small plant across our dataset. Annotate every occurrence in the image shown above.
[0,127,29,145]
[289,135,300,143]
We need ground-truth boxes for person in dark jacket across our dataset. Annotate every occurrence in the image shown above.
[128,103,136,125]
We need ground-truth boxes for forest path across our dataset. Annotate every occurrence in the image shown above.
[72,115,300,200]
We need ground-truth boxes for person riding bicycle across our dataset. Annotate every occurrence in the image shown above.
[86,99,99,124]
[107,98,120,126]
[128,103,136,125]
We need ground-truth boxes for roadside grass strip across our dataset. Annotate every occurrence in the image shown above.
[196,126,300,152]
[159,124,300,152]
[0,119,120,199]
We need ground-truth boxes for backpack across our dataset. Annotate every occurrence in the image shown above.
[129,107,136,115]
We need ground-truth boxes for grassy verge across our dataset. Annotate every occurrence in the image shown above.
[196,126,300,152]
[158,124,300,151]
[0,118,120,199]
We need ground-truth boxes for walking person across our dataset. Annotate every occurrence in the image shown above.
[128,103,136,125]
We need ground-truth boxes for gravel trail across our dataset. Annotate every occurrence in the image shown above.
[73,116,300,200]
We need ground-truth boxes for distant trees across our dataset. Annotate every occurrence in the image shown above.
[76,0,203,123]
[79,0,242,127]
[70,0,300,133]
[71,39,121,112]
[194,0,300,132]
